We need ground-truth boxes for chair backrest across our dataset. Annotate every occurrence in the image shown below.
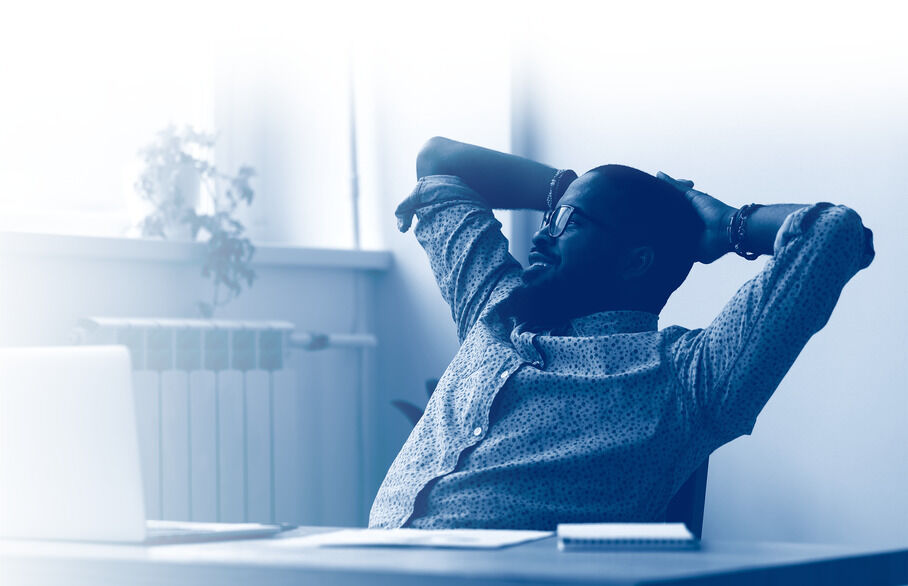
[664,459,709,539]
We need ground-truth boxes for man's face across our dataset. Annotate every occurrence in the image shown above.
[520,171,628,320]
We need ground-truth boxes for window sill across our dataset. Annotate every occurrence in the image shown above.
[0,231,392,271]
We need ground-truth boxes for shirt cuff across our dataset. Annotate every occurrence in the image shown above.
[395,175,487,233]
[773,202,875,269]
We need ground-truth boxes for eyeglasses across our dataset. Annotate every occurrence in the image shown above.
[539,205,610,238]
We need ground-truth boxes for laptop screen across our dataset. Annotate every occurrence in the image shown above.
[0,346,147,542]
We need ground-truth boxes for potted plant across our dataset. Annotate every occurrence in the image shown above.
[135,126,257,317]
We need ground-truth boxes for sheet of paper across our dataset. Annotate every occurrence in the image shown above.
[273,528,553,549]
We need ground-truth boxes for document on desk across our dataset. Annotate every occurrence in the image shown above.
[276,528,553,549]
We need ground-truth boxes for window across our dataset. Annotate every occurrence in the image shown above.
[0,2,356,248]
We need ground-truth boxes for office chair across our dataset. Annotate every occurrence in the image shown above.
[665,459,709,539]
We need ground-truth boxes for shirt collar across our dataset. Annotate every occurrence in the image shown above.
[568,310,658,336]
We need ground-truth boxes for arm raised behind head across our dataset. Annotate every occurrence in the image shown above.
[657,171,820,264]
[416,136,560,211]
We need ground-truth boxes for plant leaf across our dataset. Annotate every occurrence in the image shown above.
[197,301,213,318]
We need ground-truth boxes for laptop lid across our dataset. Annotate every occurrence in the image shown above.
[0,345,147,542]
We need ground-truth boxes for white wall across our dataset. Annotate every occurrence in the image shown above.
[510,5,907,545]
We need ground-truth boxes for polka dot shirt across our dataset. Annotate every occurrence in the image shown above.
[369,175,874,531]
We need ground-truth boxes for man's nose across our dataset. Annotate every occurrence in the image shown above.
[531,226,555,247]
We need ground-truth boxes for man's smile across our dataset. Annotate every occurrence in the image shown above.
[524,249,559,284]
[528,249,557,268]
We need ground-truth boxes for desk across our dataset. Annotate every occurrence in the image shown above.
[2,526,907,586]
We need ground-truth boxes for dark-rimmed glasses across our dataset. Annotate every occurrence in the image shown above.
[539,205,610,238]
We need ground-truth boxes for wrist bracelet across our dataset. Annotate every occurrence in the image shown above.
[547,169,578,209]
[727,203,764,260]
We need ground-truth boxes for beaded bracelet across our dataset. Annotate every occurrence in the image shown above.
[547,169,578,209]
[727,203,764,260]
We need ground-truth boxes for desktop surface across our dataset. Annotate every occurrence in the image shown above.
[2,525,907,586]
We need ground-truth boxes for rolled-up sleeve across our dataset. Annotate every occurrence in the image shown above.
[671,203,875,444]
[396,175,523,344]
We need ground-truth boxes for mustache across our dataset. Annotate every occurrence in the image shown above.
[528,246,556,262]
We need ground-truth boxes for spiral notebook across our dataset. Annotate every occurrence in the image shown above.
[556,523,699,551]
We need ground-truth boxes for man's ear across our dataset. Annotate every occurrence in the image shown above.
[621,245,655,281]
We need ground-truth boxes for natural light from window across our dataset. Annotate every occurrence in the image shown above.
[0,1,360,247]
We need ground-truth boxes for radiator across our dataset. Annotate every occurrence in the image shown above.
[75,317,375,525]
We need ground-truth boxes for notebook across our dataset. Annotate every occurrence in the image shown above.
[556,523,699,551]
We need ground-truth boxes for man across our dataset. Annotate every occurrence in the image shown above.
[369,137,875,530]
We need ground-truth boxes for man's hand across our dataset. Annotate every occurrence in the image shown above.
[657,171,735,264]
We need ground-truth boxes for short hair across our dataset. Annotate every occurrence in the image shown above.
[584,165,704,309]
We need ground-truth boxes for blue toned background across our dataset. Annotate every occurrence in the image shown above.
[0,2,904,546]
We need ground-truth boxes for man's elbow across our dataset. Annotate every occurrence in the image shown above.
[815,205,875,271]
[416,136,454,179]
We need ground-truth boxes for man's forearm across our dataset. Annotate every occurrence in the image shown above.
[706,203,811,260]
[416,137,557,210]
[739,204,810,256]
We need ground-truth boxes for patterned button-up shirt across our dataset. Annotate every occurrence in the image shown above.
[369,175,874,530]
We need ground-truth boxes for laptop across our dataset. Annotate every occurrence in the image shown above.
[0,345,288,544]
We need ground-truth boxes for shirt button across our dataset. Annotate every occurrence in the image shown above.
[473,426,482,436]
[499,370,510,380]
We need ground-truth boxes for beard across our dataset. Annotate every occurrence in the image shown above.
[496,265,627,333]
[495,273,576,333]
